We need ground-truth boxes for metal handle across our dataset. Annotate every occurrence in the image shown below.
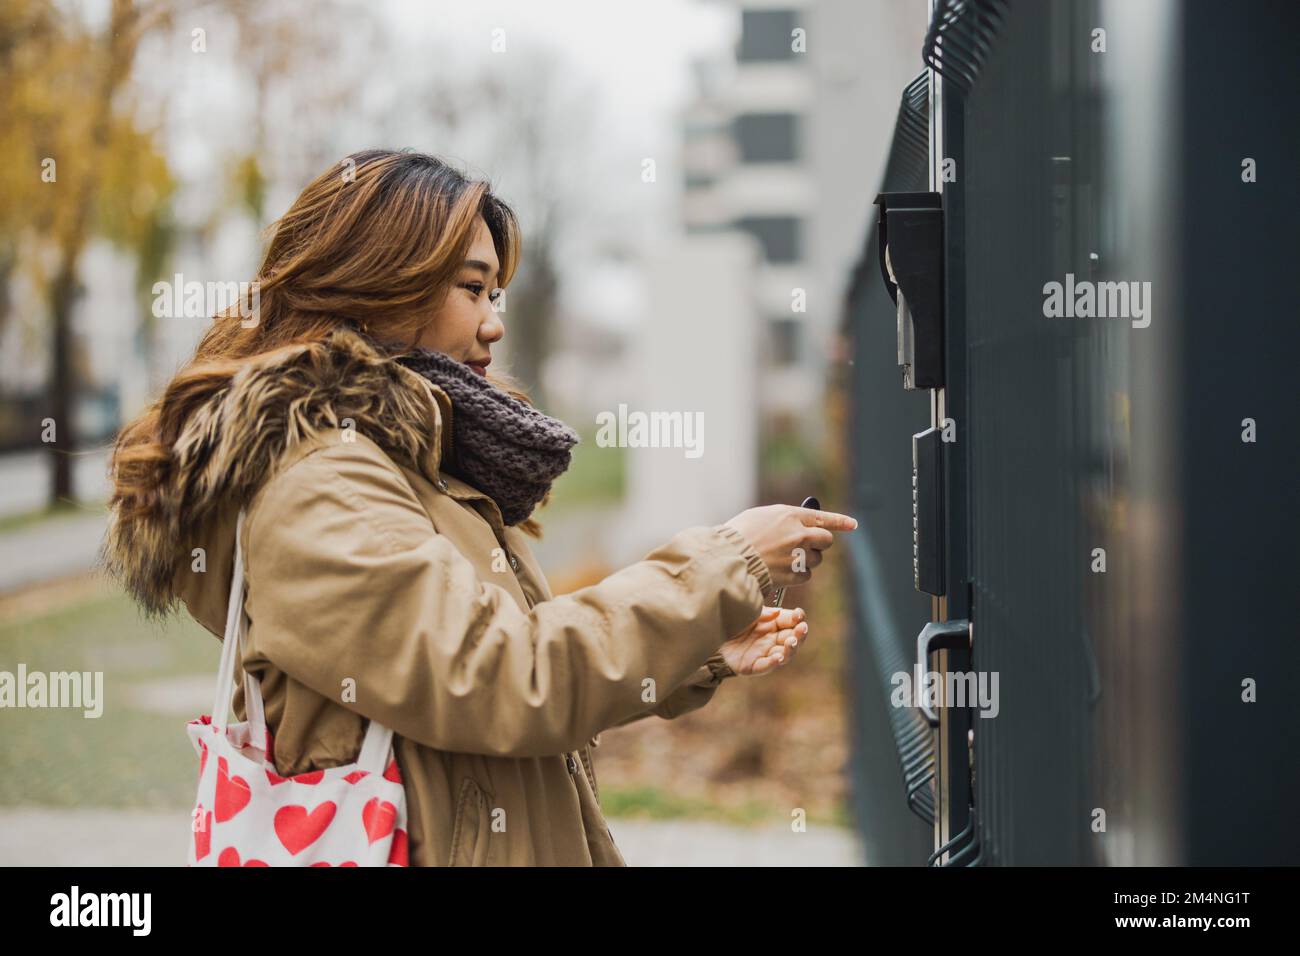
[914,619,971,726]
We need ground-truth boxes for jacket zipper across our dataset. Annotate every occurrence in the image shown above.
[565,752,578,775]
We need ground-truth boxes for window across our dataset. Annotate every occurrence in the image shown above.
[735,216,802,263]
[738,10,799,62]
[770,317,801,366]
[735,113,800,163]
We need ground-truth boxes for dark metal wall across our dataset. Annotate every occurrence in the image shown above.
[958,0,1107,867]
[841,75,934,866]
[843,0,1300,865]
[1175,0,1300,866]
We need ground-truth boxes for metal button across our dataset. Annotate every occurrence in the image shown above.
[509,553,520,571]
[436,478,449,492]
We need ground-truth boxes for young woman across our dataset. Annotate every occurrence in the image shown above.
[103,149,857,866]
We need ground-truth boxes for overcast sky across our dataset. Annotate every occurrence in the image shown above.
[378,0,732,145]
[70,0,740,339]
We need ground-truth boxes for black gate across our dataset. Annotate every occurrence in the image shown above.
[843,0,1300,866]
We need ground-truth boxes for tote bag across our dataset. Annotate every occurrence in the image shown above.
[186,509,409,866]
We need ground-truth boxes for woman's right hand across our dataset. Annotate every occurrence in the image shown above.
[722,504,858,591]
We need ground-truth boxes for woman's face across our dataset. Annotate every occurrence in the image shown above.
[416,215,504,377]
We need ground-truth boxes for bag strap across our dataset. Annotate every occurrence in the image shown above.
[357,719,395,776]
[211,509,267,745]
[210,509,395,776]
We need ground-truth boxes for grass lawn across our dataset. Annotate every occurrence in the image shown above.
[0,581,219,809]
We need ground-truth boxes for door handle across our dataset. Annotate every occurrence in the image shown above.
[914,619,971,726]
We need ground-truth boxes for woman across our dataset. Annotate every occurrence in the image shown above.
[102,149,857,866]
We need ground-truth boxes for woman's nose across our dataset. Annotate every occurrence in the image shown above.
[481,309,505,343]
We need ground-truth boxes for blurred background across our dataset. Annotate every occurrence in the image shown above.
[0,0,925,864]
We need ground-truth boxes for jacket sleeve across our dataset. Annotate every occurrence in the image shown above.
[241,438,774,758]
[609,652,737,729]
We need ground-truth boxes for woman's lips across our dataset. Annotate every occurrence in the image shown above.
[467,362,487,377]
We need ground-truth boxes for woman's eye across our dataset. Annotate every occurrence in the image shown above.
[463,282,485,296]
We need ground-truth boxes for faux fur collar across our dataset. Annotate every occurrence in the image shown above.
[101,326,450,616]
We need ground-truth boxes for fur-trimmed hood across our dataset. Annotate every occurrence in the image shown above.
[101,326,454,617]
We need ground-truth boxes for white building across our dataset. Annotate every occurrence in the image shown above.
[612,0,927,560]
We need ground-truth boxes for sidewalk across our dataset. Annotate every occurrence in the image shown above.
[0,509,108,593]
[0,449,110,519]
[0,449,111,593]
[0,807,862,866]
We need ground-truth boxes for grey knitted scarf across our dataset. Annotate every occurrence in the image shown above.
[393,346,580,526]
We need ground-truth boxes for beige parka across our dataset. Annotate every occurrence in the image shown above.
[103,327,775,865]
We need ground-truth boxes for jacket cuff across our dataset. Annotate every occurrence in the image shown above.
[704,651,736,682]
[712,523,775,605]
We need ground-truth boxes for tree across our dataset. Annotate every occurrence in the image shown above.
[0,0,179,505]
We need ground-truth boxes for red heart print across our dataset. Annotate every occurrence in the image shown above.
[362,798,397,844]
[388,828,408,866]
[193,807,212,861]
[274,802,337,855]
[217,847,267,867]
[199,740,208,778]
[383,758,402,783]
[268,768,324,785]
[343,771,369,784]
[215,757,251,822]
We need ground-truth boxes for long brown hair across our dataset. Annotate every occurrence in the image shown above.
[109,149,548,536]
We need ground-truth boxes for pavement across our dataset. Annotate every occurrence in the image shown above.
[0,509,109,593]
[0,449,110,519]
[0,807,862,866]
[0,449,112,593]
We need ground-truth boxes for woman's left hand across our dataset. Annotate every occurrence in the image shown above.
[719,606,809,677]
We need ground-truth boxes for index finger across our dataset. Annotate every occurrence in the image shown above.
[797,508,858,532]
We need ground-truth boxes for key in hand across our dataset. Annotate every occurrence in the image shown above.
[772,496,821,608]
